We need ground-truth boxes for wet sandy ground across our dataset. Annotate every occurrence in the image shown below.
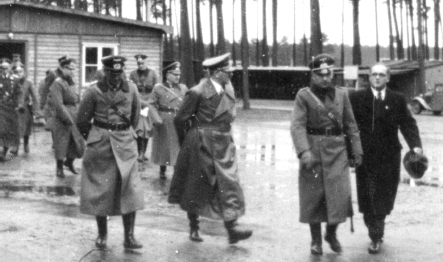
[0,102,442,261]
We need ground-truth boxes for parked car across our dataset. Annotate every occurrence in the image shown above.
[411,84,443,115]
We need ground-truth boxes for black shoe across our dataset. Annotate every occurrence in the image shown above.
[189,229,203,242]
[63,160,78,174]
[24,144,29,153]
[311,240,323,255]
[368,240,381,254]
[324,234,342,253]
[95,235,107,249]
[56,167,65,178]
[228,229,253,244]
[123,212,143,249]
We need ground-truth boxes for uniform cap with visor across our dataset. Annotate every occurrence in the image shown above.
[58,55,77,68]
[162,61,181,75]
[102,55,126,75]
[202,53,232,72]
[309,53,335,75]
[134,54,148,64]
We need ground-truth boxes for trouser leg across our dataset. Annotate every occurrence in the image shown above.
[23,135,29,153]
[143,138,149,160]
[364,213,386,242]
[137,137,144,162]
[63,158,78,174]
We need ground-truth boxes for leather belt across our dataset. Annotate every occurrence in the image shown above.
[307,127,342,136]
[93,120,130,131]
[158,105,178,113]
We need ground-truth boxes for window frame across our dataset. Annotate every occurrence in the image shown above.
[81,43,119,86]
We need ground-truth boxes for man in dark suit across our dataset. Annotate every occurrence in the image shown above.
[349,63,423,254]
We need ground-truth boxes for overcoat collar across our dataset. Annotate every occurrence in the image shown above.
[202,78,235,100]
[97,79,129,93]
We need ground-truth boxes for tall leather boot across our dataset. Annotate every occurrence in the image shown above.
[188,212,203,242]
[142,138,149,161]
[0,147,7,161]
[122,212,143,249]
[23,136,29,153]
[159,165,167,180]
[63,158,78,174]
[325,224,342,253]
[137,138,144,162]
[224,220,253,244]
[56,160,65,178]
[95,216,107,249]
[310,223,322,255]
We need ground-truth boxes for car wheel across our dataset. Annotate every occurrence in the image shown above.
[432,111,441,115]
[411,101,422,114]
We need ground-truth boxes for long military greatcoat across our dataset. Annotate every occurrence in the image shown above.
[0,73,21,148]
[77,79,144,216]
[129,68,159,138]
[17,78,38,137]
[168,79,245,221]
[148,82,188,166]
[349,88,421,215]
[48,75,83,160]
[290,86,363,224]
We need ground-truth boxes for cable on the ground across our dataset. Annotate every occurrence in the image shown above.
[78,248,101,262]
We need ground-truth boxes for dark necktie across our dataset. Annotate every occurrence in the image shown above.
[377,90,382,101]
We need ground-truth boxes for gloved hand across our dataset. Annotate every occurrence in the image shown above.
[300,150,315,170]
[413,147,423,156]
[350,154,363,168]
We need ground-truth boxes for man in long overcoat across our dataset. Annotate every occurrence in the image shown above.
[48,56,84,178]
[148,61,187,179]
[14,65,38,153]
[0,59,22,160]
[168,53,252,244]
[129,54,159,162]
[77,55,144,250]
[290,54,363,255]
[349,63,423,254]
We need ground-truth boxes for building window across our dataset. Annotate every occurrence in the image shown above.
[82,43,118,85]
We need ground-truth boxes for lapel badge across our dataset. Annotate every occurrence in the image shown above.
[385,105,389,110]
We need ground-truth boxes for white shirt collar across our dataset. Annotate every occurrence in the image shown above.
[210,79,223,94]
[371,87,386,100]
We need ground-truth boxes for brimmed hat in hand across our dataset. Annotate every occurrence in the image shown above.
[403,151,428,179]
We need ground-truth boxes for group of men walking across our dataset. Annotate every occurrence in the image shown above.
[290,53,424,255]
[1,50,426,256]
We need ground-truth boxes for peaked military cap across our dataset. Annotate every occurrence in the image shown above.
[163,61,181,75]
[134,54,148,63]
[403,151,428,179]
[58,55,77,67]
[202,53,232,70]
[0,58,11,66]
[102,55,126,74]
[309,53,335,75]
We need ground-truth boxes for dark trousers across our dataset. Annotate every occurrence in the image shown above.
[363,213,386,242]
[187,212,199,230]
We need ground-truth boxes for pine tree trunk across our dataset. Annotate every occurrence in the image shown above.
[241,0,250,109]
[310,0,323,56]
[180,0,195,87]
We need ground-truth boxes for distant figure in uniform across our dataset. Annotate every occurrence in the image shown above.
[0,59,22,160]
[290,54,363,255]
[77,56,144,250]
[47,56,84,178]
[129,54,159,162]
[148,62,188,180]
[349,63,423,254]
[39,69,58,131]
[14,65,38,154]
[169,53,253,244]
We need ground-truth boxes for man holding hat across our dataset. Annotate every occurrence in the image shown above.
[147,61,188,180]
[169,53,252,244]
[349,63,423,254]
[290,53,363,255]
[129,54,159,162]
[0,58,22,160]
[77,55,144,250]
